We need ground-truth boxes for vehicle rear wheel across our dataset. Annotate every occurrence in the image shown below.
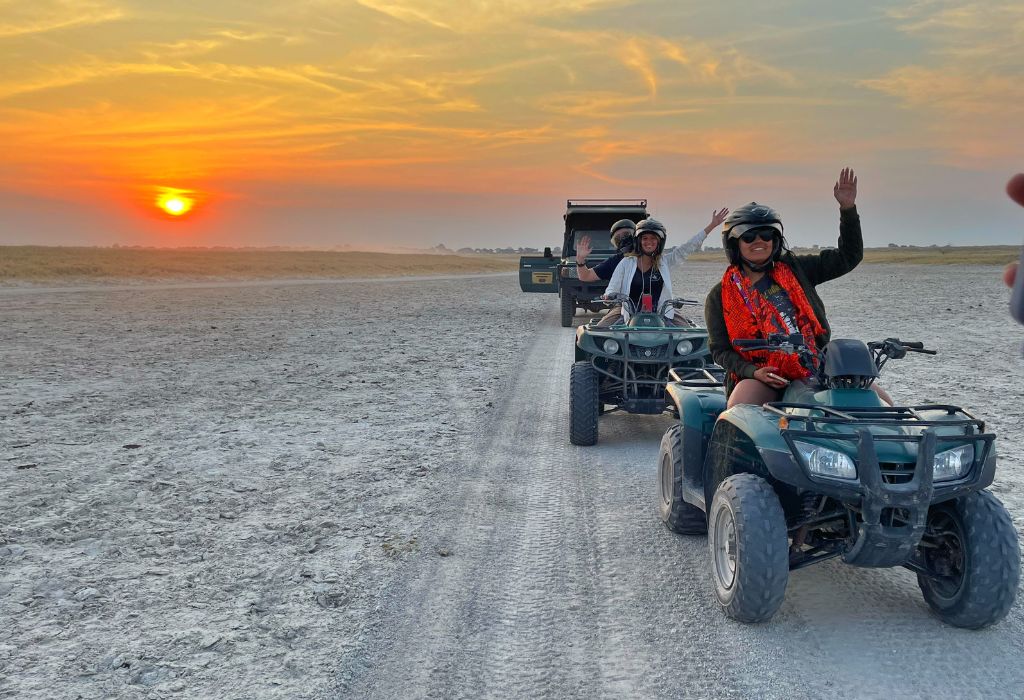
[657,425,707,534]
[708,474,789,623]
[916,490,1020,629]
[560,292,575,327]
[569,361,598,446]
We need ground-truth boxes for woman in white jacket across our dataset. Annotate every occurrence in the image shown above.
[603,210,727,326]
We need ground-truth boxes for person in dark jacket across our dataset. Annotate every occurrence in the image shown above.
[575,218,637,283]
[705,168,892,408]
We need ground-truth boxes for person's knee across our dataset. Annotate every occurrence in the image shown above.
[871,382,893,406]
[727,379,776,408]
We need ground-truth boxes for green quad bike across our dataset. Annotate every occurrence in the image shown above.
[569,295,725,446]
[657,333,1020,628]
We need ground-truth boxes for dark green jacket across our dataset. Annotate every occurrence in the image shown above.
[705,206,863,396]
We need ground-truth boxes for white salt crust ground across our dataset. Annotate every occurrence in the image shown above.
[1,264,1022,699]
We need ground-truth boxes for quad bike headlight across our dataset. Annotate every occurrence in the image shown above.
[794,441,857,480]
[933,444,974,481]
[676,340,694,356]
[602,339,620,354]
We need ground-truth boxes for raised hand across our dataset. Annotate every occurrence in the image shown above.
[833,167,857,210]
[576,234,592,263]
[704,207,730,235]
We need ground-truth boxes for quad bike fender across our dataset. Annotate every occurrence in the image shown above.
[665,387,725,511]
[703,406,809,509]
[665,385,724,434]
[715,404,790,454]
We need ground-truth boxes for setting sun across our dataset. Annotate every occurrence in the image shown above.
[156,190,194,218]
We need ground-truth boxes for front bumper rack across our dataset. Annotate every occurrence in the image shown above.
[764,402,995,568]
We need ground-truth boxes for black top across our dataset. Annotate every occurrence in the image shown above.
[593,252,624,281]
[752,275,800,335]
[629,263,664,311]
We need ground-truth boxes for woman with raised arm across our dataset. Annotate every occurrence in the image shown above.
[600,209,728,327]
[705,168,892,407]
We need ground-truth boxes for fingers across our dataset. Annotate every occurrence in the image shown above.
[1008,173,1024,208]
[1005,261,1018,288]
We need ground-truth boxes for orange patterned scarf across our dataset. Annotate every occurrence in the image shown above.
[720,262,825,381]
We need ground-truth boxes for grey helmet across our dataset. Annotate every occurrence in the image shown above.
[635,217,667,257]
[610,218,637,254]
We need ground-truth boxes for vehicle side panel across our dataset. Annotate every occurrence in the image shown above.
[519,256,559,293]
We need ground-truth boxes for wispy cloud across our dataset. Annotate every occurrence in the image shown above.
[0,0,124,38]
[350,0,634,32]
[863,1,1024,165]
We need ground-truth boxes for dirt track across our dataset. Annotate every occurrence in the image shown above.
[2,264,1023,698]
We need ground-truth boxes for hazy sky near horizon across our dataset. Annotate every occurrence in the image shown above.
[1,0,1023,250]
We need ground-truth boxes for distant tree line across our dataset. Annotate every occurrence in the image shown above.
[453,246,562,255]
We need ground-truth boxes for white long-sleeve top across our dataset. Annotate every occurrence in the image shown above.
[606,228,708,322]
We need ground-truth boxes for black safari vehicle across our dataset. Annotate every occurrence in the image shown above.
[519,199,648,327]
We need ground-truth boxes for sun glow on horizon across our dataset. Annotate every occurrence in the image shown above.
[156,189,195,218]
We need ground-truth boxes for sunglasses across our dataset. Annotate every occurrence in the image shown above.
[739,229,778,244]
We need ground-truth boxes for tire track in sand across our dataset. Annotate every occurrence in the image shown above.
[336,311,757,699]
[336,307,1024,699]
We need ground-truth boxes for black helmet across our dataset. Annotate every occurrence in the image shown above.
[722,202,783,240]
[721,202,785,270]
[635,217,667,257]
[609,218,636,253]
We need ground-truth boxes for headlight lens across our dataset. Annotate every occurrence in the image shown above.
[676,340,694,355]
[794,441,857,480]
[934,444,974,481]
[602,339,620,354]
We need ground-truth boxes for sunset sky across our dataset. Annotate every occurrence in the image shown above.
[1,0,1023,249]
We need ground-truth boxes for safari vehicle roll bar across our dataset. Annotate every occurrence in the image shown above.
[566,198,647,208]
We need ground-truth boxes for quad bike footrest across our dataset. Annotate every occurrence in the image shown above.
[621,398,667,414]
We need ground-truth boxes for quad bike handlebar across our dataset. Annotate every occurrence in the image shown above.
[733,334,935,379]
[600,294,700,318]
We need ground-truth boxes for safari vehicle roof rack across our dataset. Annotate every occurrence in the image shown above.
[566,198,647,208]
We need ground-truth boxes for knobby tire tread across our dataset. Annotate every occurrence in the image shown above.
[569,361,599,446]
[659,425,707,535]
[711,473,789,623]
[918,490,1020,629]
[561,293,575,327]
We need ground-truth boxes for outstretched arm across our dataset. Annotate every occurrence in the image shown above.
[662,207,729,268]
[796,168,863,285]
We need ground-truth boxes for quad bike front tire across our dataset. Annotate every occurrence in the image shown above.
[560,292,575,327]
[708,473,789,623]
[569,361,599,446]
[916,490,1020,629]
[658,425,707,534]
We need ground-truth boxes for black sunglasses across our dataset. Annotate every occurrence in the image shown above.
[739,229,777,244]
